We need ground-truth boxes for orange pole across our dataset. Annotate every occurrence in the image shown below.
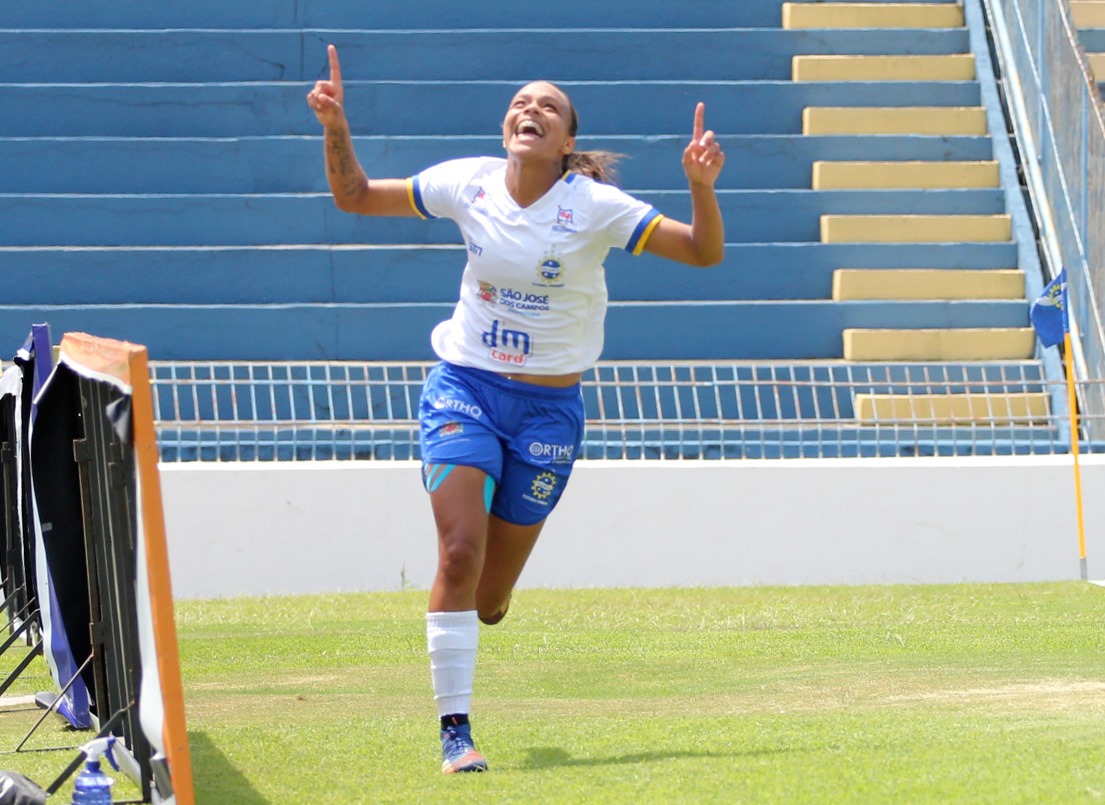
[1063,331,1088,581]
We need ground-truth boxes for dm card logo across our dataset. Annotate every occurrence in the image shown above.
[482,319,532,367]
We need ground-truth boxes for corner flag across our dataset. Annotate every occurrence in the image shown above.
[1029,268,1068,348]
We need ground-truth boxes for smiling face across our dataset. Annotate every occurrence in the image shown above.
[502,81,576,166]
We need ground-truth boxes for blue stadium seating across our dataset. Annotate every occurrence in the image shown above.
[0,0,1067,458]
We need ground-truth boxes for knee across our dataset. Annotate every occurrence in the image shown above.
[437,531,483,581]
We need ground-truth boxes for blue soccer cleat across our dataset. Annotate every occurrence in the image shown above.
[440,722,489,774]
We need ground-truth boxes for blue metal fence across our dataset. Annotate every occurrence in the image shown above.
[150,360,1094,461]
[983,0,1105,439]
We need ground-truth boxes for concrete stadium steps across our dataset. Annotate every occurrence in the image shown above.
[0,189,1008,248]
[788,0,1031,381]
[833,269,1025,300]
[783,2,965,30]
[803,105,988,135]
[2,0,856,30]
[820,213,1011,243]
[812,160,999,189]
[0,28,971,84]
[792,54,976,82]
[0,0,1054,440]
[853,391,1050,424]
[0,300,1029,362]
[1088,52,1105,77]
[0,242,1019,305]
[1082,29,1105,48]
[0,135,996,194]
[0,81,983,138]
[843,327,1036,361]
[1072,1,1105,28]
[1075,8,1105,89]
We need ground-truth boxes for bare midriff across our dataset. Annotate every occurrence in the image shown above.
[499,371,583,388]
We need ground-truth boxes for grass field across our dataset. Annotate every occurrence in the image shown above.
[0,582,1101,803]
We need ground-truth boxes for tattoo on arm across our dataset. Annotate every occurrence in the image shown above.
[326,132,366,199]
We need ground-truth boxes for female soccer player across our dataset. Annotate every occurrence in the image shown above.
[307,44,725,774]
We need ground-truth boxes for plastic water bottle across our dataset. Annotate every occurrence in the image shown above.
[71,736,116,804]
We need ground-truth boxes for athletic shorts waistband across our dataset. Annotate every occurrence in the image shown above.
[439,362,582,401]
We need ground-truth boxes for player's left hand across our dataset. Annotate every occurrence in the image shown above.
[682,102,725,188]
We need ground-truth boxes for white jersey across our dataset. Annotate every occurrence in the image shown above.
[407,157,662,375]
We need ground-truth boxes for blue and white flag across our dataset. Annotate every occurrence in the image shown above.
[1029,268,1068,348]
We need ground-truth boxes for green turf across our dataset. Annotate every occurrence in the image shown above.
[0,583,1102,803]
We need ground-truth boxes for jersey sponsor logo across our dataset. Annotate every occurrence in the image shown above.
[468,241,484,257]
[528,442,575,463]
[482,319,532,366]
[440,422,464,437]
[525,471,558,505]
[477,281,497,303]
[552,205,578,234]
[432,397,484,419]
[465,186,490,217]
[477,281,549,317]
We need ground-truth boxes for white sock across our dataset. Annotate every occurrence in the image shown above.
[426,610,479,717]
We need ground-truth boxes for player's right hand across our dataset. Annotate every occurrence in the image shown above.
[306,44,345,127]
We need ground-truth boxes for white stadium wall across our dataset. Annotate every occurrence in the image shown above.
[159,456,1105,599]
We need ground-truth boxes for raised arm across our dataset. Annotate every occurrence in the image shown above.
[643,102,726,267]
[306,45,415,217]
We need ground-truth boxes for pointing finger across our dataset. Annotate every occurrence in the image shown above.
[328,44,342,88]
[692,102,705,145]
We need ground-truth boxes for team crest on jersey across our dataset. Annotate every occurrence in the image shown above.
[534,247,566,287]
[477,281,497,303]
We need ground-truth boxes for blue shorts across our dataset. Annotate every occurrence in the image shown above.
[419,362,585,526]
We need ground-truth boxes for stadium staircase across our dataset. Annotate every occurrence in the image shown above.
[1073,1,1105,92]
[0,0,1070,458]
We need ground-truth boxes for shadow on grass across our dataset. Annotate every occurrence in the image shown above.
[188,731,267,804]
[522,745,777,770]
